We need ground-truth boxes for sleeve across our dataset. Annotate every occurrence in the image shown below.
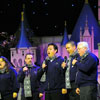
[37,67,46,93]
[75,55,96,72]
[17,68,25,83]
[11,68,20,93]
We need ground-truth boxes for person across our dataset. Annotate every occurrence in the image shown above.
[0,56,19,100]
[17,53,40,100]
[72,41,99,100]
[39,43,65,100]
[61,41,80,100]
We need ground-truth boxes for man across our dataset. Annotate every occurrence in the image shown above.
[61,41,80,100]
[17,53,40,100]
[72,41,99,100]
[39,43,65,100]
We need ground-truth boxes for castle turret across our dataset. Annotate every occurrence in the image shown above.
[10,4,36,71]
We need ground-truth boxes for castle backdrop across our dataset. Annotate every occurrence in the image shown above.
[10,0,100,83]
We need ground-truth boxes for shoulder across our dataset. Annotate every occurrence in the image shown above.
[9,67,17,75]
[88,53,99,63]
[33,65,40,70]
[57,56,64,62]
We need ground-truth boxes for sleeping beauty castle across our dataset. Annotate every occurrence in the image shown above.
[10,0,100,83]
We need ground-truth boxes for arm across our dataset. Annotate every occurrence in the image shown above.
[10,68,20,98]
[17,68,25,83]
[73,55,96,72]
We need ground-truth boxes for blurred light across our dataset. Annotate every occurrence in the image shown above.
[44,2,48,5]
[32,11,36,14]
[72,4,75,7]
[8,3,10,6]
[36,26,39,29]
[31,0,34,3]
[94,5,96,8]
[43,0,45,2]
[54,25,57,28]
[45,13,48,15]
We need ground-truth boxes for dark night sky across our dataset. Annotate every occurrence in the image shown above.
[0,0,98,37]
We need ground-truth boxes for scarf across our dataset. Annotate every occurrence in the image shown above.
[65,51,77,89]
[40,55,58,82]
[24,64,33,97]
[80,50,90,62]
[0,66,7,74]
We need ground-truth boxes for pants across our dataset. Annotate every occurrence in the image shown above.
[62,88,80,100]
[45,91,62,100]
[21,92,40,100]
[68,82,80,100]
[80,85,97,100]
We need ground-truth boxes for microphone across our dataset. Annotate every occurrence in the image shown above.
[64,56,67,63]
[23,65,29,76]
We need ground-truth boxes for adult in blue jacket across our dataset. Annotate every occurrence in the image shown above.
[0,56,19,100]
[17,53,40,100]
[39,43,65,100]
[61,41,80,100]
[72,41,99,100]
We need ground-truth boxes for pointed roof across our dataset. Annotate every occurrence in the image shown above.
[15,4,34,42]
[61,21,69,46]
[83,16,91,36]
[16,10,32,48]
[70,1,100,49]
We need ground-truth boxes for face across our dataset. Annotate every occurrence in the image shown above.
[77,44,87,56]
[47,45,57,58]
[66,43,76,55]
[25,55,34,65]
[0,58,6,69]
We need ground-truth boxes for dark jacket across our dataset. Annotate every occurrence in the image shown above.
[75,52,99,87]
[39,56,65,93]
[0,67,19,96]
[69,53,79,82]
[17,65,40,93]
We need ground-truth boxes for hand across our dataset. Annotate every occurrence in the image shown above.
[72,59,77,66]
[23,67,28,72]
[76,88,80,95]
[39,93,44,98]
[42,63,47,69]
[13,92,17,98]
[62,88,67,94]
[61,62,67,69]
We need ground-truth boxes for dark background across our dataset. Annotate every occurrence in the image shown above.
[0,0,98,36]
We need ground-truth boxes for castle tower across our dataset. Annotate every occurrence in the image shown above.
[80,16,94,52]
[10,5,37,71]
[61,21,69,57]
[70,0,100,49]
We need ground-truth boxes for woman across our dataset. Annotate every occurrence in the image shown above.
[0,56,19,100]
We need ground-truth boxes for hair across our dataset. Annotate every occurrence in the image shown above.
[77,41,89,50]
[0,56,12,71]
[25,53,34,59]
[48,43,58,53]
[66,41,76,47]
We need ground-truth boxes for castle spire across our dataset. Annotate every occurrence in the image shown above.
[85,0,88,4]
[61,21,69,46]
[64,20,67,27]
[21,12,24,21]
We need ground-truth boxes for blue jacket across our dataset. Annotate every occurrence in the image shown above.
[39,56,65,93]
[69,53,79,82]
[18,65,40,93]
[75,52,99,87]
[0,67,19,96]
